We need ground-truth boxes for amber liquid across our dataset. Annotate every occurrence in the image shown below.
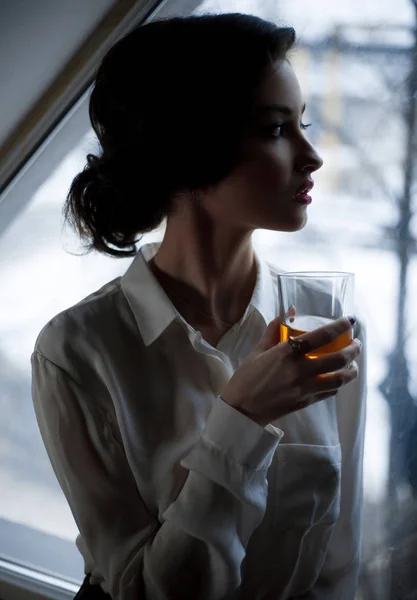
[279,315,352,359]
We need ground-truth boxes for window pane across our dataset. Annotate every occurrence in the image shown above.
[192,0,415,597]
[2,1,416,598]
[0,128,164,582]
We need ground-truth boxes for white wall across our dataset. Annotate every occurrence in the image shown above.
[0,0,116,147]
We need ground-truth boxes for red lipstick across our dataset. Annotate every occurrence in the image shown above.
[293,180,314,205]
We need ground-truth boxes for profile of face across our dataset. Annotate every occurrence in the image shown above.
[201,60,324,234]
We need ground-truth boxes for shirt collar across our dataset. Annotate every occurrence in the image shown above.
[121,241,277,346]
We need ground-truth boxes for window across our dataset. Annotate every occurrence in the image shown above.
[194,0,416,597]
[1,1,416,598]
[0,99,164,588]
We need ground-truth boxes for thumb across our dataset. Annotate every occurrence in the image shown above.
[256,316,282,352]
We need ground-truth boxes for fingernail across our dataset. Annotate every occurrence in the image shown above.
[348,316,356,326]
[354,337,362,346]
[287,305,296,323]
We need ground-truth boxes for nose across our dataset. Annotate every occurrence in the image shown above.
[295,138,323,174]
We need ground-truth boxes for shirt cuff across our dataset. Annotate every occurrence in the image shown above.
[199,395,283,471]
[180,396,282,507]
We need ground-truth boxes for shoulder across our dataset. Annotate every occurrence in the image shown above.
[260,258,285,296]
[262,258,286,278]
[33,276,136,372]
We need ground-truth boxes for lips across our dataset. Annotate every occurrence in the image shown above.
[294,180,314,197]
[293,180,314,205]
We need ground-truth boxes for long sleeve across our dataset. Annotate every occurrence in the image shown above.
[308,319,367,599]
[31,351,282,600]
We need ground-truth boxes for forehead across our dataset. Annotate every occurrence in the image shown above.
[253,61,303,113]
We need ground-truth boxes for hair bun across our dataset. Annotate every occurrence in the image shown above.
[87,153,117,187]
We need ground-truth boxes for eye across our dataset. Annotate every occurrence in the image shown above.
[265,121,312,139]
[265,122,283,138]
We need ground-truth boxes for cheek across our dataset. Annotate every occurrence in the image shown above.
[202,149,295,223]
[241,170,288,213]
[239,150,291,195]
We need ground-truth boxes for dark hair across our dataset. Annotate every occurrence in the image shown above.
[64,13,295,257]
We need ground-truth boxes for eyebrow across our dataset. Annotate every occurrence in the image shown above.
[258,103,306,116]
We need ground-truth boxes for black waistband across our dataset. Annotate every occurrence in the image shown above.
[74,574,111,600]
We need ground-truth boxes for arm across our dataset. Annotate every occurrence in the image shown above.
[309,319,367,599]
[31,351,282,600]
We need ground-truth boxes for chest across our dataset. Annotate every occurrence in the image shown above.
[188,322,232,349]
[115,328,340,510]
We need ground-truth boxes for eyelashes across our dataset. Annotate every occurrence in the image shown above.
[267,121,312,139]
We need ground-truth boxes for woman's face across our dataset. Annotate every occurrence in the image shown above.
[201,60,323,233]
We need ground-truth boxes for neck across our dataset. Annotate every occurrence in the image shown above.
[150,212,257,327]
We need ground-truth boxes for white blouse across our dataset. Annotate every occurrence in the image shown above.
[31,241,367,600]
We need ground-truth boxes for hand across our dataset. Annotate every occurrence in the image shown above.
[221,316,361,427]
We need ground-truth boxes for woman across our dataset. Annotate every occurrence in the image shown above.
[31,13,366,600]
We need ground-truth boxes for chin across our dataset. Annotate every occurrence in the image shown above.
[264,213,308,233]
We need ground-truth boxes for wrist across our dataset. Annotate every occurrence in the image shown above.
[219,395,269,428]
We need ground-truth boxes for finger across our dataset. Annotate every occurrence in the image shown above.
[311,361,359,394]
[297,316,355,354]
[285,305,297,323]
[314,391,341,402]
[296,390,339,412]
[256,316,282,351]
[306,339,362,376]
